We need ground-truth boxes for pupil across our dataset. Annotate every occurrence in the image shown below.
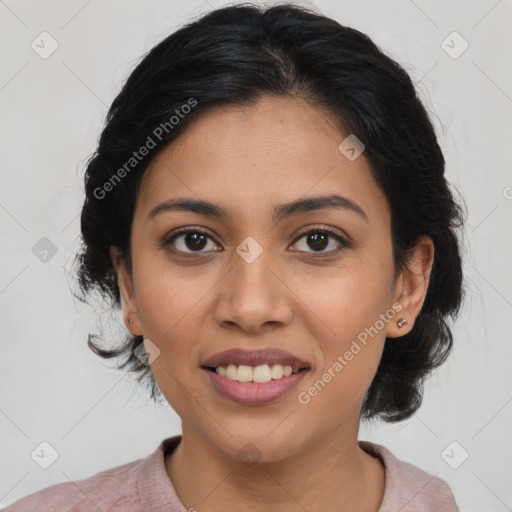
[186,233,207,251]
[183,232,328,252]
[308,233,327,251]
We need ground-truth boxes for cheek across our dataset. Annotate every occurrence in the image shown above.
[306,255,394,342]
[132,250,211,337]
[136,276,208,419]
[297,255,393,406]
[130,259,212,384]
[296,293,389,421]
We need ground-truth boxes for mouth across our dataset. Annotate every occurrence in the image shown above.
[200,348,311,405]
[201,363,309,383]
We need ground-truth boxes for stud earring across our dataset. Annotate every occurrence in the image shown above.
[129,319,134,326]
[397,318,408,328]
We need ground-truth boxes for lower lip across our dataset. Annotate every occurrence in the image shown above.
[202,368,310,405]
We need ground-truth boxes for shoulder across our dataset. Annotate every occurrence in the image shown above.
[2,455,145,512]
[359,440,460,512]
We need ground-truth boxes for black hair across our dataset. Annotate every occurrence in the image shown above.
[74,2,465,422]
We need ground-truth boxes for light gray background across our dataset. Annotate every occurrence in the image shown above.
[1,0,511,510]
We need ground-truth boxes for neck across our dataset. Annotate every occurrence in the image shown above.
[165,422,385,512]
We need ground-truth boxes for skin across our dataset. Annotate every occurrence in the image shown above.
[110,96,434,512]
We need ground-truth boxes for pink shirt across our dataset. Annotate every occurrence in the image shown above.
[3,435,459,511]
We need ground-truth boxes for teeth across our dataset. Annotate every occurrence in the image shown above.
[253,364,272,383]
[237,365,253,382]
[271,364,283,379]
[226,364,238,380]
[214,363,301,383]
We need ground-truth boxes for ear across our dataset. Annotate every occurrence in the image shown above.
[109,245,142,336]
[386,236,435,338]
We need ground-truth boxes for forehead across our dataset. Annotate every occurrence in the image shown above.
[136,96,389,226]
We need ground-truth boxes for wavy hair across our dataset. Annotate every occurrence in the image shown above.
[74,3,465,422]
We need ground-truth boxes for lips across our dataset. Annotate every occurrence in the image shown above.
[203,367,309,405]
[200,348,311,371]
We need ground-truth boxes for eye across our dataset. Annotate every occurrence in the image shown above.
[290,226,349,257]
[160,225,350,257]
[162,227,220,254]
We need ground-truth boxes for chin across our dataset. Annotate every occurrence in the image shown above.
[205,423,309,465]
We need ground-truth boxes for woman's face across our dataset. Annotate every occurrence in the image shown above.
[112,96,429,463]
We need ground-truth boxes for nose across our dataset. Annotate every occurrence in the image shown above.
[213,245,294,334]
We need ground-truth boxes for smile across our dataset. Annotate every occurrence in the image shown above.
[208,363,304,383]
[202,365,310,405]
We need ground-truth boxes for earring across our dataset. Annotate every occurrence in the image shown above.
[129,319,134,326]
[397,318,408,328]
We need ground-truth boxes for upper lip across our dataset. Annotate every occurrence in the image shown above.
[201,348,310,370]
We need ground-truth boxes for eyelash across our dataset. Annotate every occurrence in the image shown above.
[160,225,351,258]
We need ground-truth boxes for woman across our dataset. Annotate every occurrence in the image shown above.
[5,3,464,511]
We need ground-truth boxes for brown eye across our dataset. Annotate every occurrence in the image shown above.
[291,227,349,256]
[305,232,329,251]
[164,228,219,254]
[161,225,350,258]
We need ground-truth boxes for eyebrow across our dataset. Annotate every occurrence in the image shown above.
[147,194,369,224]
